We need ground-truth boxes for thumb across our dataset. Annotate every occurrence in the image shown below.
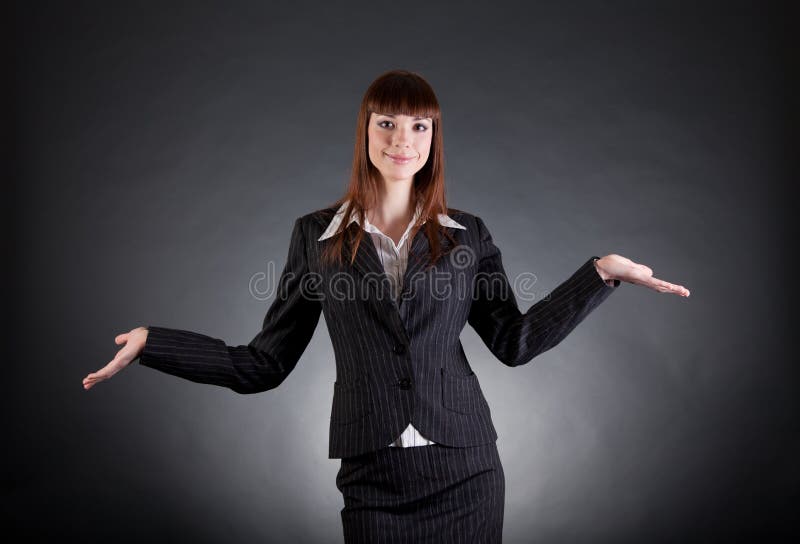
[115,333,127,345]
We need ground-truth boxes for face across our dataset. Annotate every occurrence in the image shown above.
[367,112,433,185]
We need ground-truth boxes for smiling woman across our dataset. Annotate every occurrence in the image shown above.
[368,112,433,180]
[83,68,690,544]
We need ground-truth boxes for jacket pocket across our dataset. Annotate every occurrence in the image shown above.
[441,367,483,414]
[330,376,373,424]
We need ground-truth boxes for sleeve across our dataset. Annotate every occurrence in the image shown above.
[467,216,620,367]
[137,217,323,394]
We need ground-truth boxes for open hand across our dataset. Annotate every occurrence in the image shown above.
[83,326,149,390]
[595,254,690,297]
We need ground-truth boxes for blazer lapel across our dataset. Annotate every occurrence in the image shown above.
[313,210,458,322]
[343,222,394,302]
[398,225,430,305]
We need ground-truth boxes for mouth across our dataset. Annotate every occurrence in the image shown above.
[385,153,416,164]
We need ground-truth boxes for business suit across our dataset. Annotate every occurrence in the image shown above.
[138,204,619,541]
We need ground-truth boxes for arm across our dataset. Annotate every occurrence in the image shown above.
[138,217,322,394]
[467,216,619,367]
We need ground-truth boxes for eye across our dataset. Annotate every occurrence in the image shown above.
[377,120,430,131]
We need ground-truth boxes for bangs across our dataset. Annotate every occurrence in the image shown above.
[365,73,440,120]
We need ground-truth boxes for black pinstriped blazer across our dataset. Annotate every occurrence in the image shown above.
[138,206,620,459]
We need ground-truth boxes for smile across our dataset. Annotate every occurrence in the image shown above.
[385,153,415,164]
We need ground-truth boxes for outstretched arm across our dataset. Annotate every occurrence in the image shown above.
[83,217,322,394]
[467,216,620,367]
[467,217,690,368]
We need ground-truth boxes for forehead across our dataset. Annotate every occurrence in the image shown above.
[372,112,433,121]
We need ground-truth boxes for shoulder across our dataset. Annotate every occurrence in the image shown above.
[300,205,339,227]
[444,208,501,249]
[444,207,490,233]
[288,205,342,242]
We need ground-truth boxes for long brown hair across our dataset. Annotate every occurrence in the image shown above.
[319,69,459,270]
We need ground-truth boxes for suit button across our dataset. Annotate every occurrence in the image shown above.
[393,344,406,355]
[398,378,412,390]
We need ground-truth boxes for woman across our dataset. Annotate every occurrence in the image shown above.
[83,69,690,543]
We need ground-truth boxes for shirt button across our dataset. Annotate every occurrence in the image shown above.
[392,344,406,355]
[398,378,412,390]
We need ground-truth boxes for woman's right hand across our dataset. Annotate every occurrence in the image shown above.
[83,326,149,390]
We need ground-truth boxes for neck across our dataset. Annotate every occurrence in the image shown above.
[369,179,416,227]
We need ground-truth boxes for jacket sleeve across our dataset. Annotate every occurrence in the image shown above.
[467,216,620,367]
[137,217,323,394]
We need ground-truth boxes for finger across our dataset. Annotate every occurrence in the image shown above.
[83,375,105,389]
[641,277,672,292]
[662,281,690,296]
[84,358,118,383]
[660,282,679,293]
[650,278,690,297]
[115,333,128,345]
[83,372,105,384]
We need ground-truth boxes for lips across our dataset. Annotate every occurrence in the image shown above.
[385,153,415,163]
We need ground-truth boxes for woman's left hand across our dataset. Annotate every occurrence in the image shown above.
[594,254,690,297]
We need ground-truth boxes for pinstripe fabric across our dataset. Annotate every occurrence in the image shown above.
[138,206,620,460]
[320,200,468,448]
[364,218,437,448]
[336,442,505,543]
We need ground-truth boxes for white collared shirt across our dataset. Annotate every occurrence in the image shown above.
[319,200,466,447]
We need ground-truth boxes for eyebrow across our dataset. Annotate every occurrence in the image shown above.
[378,114,432,121]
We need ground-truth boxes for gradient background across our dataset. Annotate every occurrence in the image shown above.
[8,1,795,542]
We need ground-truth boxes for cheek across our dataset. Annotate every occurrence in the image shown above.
[366,134,379,155]
[368,131,386,150]
[420,136,433,156]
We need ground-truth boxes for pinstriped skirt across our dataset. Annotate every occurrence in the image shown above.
[335,442,505,543]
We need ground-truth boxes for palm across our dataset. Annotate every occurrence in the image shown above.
[83,328,147,390]
[598,254,690,297]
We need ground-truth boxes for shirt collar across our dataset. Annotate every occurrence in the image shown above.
[317,199,466,242]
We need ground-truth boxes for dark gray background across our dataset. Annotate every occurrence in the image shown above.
[8,1,795,542]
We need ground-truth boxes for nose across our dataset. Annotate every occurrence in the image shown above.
[391,125,412,148]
